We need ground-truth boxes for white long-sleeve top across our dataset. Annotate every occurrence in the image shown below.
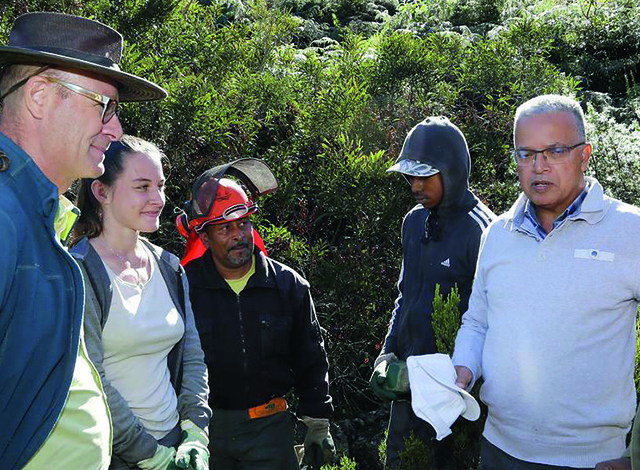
[103,253,184,439]
[453,178,640,467]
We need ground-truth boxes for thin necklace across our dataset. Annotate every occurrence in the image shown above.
[104,240,148,287]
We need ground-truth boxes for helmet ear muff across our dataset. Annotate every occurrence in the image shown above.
[175,211,190,239]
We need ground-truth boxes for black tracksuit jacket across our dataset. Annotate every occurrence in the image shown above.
[384,120,496,360]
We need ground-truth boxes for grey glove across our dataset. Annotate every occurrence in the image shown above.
[301,416,336,469]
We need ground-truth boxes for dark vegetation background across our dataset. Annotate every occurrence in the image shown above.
[3,0,640,467]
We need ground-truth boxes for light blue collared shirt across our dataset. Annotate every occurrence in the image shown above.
[519,182,590,240]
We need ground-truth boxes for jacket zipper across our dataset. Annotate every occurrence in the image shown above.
[237,295,250,398]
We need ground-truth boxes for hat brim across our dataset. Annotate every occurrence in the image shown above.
[0,47,167,102]
[387,159,440,177]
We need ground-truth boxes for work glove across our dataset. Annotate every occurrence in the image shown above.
[301,416,336,470]
[174,420,209,470]
[137,444,177,470]
[370,352,410,401]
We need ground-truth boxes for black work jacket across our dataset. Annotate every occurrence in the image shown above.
[185,247,332,418]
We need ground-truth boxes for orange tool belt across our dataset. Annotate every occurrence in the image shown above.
[248,397,288,420]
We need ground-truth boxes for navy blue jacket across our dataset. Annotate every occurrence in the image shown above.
[384,121,495,359]
[186,248,333,418]
[0,133,85,469]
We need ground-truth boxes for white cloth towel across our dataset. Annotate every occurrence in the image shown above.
[407,353,480,440]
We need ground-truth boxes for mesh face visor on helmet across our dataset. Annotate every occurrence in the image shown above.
[191,177,257,233]
[176,158,279,239]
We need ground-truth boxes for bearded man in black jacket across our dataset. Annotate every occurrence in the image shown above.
[180,162,335,470]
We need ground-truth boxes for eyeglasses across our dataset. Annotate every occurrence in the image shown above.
[45,77,119,124]
[0,67,119,124]
[513,143,586,166]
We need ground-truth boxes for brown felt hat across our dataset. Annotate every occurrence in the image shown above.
[0,12,167,102]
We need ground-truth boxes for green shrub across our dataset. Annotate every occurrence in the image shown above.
[432,284,483,470]
[450,0,505,26]
[322,455,358,470]
[585,101,640,206]
[504,0,640,97]
[432,284,462,356]
[396,432,433,469]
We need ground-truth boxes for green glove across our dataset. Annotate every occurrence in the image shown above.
[301,416,336,470]
[370,352,401,401]
[137,444,177,470]
[384,360,409,393]
[174,420,209,470]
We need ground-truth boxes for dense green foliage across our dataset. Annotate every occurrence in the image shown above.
[3,0,640,466]
[432,284,462,356]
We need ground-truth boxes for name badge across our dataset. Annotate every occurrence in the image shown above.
[574,249,615,262]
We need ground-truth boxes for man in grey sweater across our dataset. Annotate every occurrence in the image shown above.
[453,95,638,469]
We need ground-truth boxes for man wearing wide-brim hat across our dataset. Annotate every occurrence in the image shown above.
[0,12,166,469]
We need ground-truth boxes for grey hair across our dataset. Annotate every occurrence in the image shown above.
[514,94,587,144]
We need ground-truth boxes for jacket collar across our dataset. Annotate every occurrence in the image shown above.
[190,245,275,291]
[504,176,607,233]
[0,132,60,224]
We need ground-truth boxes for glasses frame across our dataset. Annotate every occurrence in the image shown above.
[45,76,119,124]
[513,142,586,167]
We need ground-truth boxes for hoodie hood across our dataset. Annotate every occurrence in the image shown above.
[390,116,476,216]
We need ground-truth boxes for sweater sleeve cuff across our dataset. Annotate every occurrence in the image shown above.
[452,352,480,390]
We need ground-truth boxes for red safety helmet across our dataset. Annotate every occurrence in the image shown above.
[176,158,278,266]
[193,178,257,232]
[176,158,278,238]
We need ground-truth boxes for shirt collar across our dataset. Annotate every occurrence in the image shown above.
[520,182,590,240]
[0,132,59,220]
[54,195,80,245]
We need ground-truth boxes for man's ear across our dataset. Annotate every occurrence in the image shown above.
[23,75,52,120]
[199,231,211,249]
[91,180,111,205]
[580,143,592,172]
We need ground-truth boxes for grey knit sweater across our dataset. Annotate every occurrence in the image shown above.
[454,177,640,467]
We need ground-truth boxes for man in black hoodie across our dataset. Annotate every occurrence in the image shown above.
[371,116,495,468]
